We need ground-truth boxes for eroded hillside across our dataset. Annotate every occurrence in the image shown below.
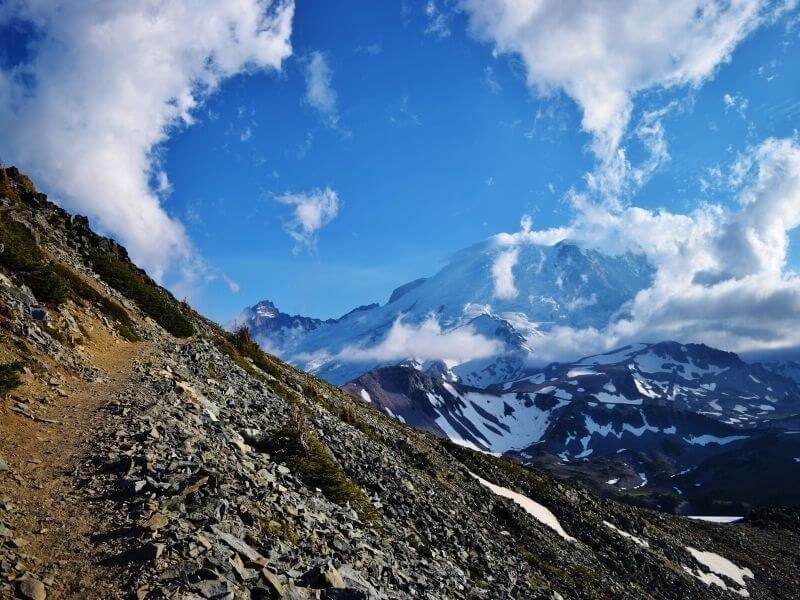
[1,166,799,599]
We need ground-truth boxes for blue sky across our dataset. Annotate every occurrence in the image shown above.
[1,0,799,329]
[165,1,799,322]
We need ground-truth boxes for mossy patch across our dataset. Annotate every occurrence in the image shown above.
[54,264,141,341]
[270,403,380,523]
[88,251,193,338]
[0,360,24,396]
[0,213,67,304]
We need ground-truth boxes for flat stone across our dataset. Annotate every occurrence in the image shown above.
[192,578,232,599]
[17,577,46,600]
[142,512,168,531]
[211,527,268,567]
[260,569,285,598]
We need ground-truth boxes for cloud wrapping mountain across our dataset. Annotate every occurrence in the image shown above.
[0,0,295,280]
[519,137,800,360]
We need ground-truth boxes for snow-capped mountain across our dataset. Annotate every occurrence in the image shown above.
[237,238,654,385]
[343,342,800,512]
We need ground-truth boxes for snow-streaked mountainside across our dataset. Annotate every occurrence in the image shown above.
[235,238,654,385]
[343,342,800,513]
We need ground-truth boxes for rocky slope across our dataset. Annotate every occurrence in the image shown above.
[1,165,799,599]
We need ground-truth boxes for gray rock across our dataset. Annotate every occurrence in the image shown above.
[17,577,46,600]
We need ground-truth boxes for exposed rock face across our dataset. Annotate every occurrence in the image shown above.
[1,166,800,598]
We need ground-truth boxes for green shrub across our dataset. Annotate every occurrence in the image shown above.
[89,251,193,337]
[0,214,67,305]
[26,265,68,304]
[271,403,380,523]
[53,264,141,341]
[0,214,43,271]
[229,326,283,379]
[0,361,24,396]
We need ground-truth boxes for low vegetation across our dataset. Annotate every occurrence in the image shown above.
[54,264,141,341]
[0,213,67,304]
[0,360,24,396]
[270,402,380,523]
[88,250,193,338]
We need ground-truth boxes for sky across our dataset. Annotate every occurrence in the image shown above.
[1,1,800,358]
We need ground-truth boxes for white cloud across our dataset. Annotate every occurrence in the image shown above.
[276,187,340,251]
[723,91,749,116]
[483,65,501,94]
[340,315,501,363]
[492,247,519,299]
[507,136,800,361]
[0,1,294,281]
[461,0,786,162]
[424,1,452,39]
[304,51,339,127]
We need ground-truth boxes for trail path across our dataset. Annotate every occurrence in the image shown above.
[1,321,150,598]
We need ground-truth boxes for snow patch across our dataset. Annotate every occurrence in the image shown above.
[685,547,754,597]
[603,520,649,548]
[359,389,372,403]
[683,435,748,446]
[469,472,576,542]
[567,368,600,378]
[686,516,743,523]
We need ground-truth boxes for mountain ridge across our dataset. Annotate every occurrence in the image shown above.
[344,340,800,515]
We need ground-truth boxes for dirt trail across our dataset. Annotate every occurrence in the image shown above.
[0,319,151,598]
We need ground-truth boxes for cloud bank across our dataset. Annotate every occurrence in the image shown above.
[0,1,294,280]
[461,0,788,160]
[340,315,501,364]
[277,187,340,251]
[499,137,800,361]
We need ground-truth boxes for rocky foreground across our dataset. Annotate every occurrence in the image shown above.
[1,166,799,599]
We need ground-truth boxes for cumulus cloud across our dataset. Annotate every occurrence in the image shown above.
[0,1,294,281]
[304,51,338,127]
[508,136,800,362]
[276,187,340,251]
[340,315,501,363]
[461,0,785,161]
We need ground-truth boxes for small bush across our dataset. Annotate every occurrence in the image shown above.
[271,403,380,523]
[0,213,42,270]
[0,214,67,304]
[53,264,141,341]
[26,265,68,304]
[260,518,298,545]
[89,251,193,338]
[229,326,283,379]
[0,361,24,396]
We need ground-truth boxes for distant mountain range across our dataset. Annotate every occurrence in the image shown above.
[343,341,800,514]
[236,236,800,513]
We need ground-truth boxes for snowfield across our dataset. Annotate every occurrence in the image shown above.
[469,472,576,542]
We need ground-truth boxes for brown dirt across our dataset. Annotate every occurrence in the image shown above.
[0,314,151,598]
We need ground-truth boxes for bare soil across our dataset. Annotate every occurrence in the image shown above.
[1,315,149,598]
